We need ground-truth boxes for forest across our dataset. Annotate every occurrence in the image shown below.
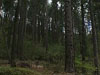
[0,0,100,75]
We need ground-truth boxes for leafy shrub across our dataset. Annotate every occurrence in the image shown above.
[75,57,96,74]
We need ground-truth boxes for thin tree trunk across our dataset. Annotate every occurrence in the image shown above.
[44,0,48,56]
[0,0,2,21]
[81,0,87,74]
[89,0,99,75]
[41,16,45,46]
[17,0,27,60]
[37,14,41,43]
[51,0,58,43]
[11,0,20,67]
[0,0,2,10]
[31,0,37,44]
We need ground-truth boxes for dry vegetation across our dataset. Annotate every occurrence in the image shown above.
[0,60,76,75]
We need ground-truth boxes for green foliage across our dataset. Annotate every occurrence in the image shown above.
[47,44,64,63]
[23,39,46,60]
[75,57,96,74]
[23,38,64,63]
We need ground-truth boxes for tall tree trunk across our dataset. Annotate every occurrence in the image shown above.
[17,0,27,60]
[41,15,45,46]
[89,0,99,75]
[31,0,37,44]
[65,0,75,73]
[51,0,58,43]
[44,0,48,56]
[7,20,12,63]
[11,0,20,67]
[81,0,87,74]
[40,2,46,46]
[0,0,2,28]
[0,0,2,10]
[37,14,41,43]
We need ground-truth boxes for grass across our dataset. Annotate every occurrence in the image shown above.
[0,67,41,75]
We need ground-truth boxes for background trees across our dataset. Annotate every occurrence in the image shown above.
[0,0,100,75]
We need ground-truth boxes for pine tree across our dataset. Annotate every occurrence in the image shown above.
[65,0,75,73]
[89,0,99,75]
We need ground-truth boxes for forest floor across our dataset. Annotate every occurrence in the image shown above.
[0,60,75,75]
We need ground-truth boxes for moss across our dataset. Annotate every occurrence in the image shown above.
[0,67,41,75]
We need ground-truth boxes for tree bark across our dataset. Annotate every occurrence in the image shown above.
[44,0,48,54]
[65,0,75,73]
[51,0,58,43]
[17,0,27,60]
[89,0,99,75]
[0,0,2,10]
[11,0,20,67]
[81,0,87,74]
[37,13,41,43]
[31,0,37,43]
